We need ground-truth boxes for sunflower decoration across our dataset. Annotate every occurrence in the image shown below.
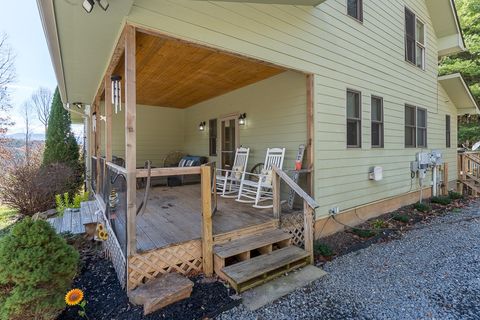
[98,230,109,241]
[96,223,105,233]
[65,288,84,306]
[65,288,89,319]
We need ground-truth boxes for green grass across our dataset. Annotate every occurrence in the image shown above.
[431,196,452,206]
[393,214,409,223]
[351,228,377,239]
[0,206,19,238]
[314,242,335,257]
[414,202,431,212]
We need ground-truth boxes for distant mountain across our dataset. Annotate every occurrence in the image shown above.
[6,133,45,141]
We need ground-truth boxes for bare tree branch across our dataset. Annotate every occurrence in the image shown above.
[0,32,16,162]
[30,87,52,134]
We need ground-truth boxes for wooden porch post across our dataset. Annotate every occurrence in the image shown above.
[94,99,101,194]
[306,74,314,197]
[201,165,213,276]
[125,25,137,258]
[105,75,113,163]
[272,171,281,219]
[303,200,314,264]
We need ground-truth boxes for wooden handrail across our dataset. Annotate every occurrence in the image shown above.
[271,165,317,264]
[106,161,127,175]
[136,166,201,178]
[272,166,319,209]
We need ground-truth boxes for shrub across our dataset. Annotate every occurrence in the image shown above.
[448,191,463,200]
[414,202,431,212]
[393,214,409,223]
[0,218,79,320]
[371,219,387,229]
[43,88,83,192]
[314,242,334,257]
[352,228,377,239]
[56,191,89,214]
[431,196,452,206]
[0,158,78,216]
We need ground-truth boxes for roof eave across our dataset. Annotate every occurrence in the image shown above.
[439,73,479,115]
[36,0,68,103]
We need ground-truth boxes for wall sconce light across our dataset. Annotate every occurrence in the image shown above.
[198,121,206,131]
[83,0,109,13]
[92,112,97,132]
[238,113,247,126]
[111,75,122,114]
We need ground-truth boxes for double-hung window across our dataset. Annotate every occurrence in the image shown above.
[405,105,427,148]
[371,96,384,148]
[446,115,451,148]
[347,89,362,148]
[209,119,217,156]
[347,0,363,22]
[405,8,425,69]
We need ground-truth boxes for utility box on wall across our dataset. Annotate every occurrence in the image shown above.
[369,166,383,181]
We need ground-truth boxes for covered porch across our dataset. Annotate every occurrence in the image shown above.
[88,24,316,291]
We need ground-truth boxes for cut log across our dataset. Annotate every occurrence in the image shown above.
[128,273,193,315]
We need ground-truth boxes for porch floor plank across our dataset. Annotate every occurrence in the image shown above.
[120,184,277,253]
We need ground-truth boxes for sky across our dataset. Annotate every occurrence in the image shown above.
[0,1,58,135]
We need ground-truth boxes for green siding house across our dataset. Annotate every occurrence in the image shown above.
[38,0,479,292]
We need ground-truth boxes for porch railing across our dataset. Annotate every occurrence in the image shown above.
[272,165,319,263]
[91,156,97,192]
[458,151,480,196]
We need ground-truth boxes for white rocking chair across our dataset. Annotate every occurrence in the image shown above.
[216,147,250,197]
[236,147,286,208]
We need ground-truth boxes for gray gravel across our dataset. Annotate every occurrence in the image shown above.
[219,200,480,320]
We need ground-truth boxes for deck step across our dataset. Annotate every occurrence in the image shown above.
[128,273,193,315]
[221,246,310,293]
[214,229,291,259]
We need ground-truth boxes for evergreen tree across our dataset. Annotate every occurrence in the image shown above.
[439,0,480,146]
[42,87,82,190]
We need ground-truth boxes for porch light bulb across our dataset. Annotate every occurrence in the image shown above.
[82,0,94,13]
[96,0,109,11]
[238,113,247,126]
[199,122,206,131]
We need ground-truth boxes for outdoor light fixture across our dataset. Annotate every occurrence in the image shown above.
[97,0,110,11]
[238,113,247,125]
[82,0,94,13]
[92,112,97,132]
[83,0,109,13]
[111,75,122,114]
[198,121,206,131]
[73,102,83,109]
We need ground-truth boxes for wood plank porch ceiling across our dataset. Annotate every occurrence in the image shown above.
[113,32,286,109]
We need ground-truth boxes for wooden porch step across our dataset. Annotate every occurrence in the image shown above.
[214,229,291,259]
[128,273,193,315]
[221,246,310,293]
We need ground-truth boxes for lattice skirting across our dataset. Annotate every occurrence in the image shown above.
[128,240,203,290]
[280,212,306,248]
[99,214,127,288]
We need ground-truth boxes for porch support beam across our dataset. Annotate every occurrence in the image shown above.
[201,165,214,277]
[105,75,112,162]
[306,74,314,197]
[94,97,101,195]
[125,24,137,259]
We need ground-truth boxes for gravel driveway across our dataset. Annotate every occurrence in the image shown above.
[219,200,480,320]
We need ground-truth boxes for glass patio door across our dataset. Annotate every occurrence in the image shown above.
[220,116,239,170]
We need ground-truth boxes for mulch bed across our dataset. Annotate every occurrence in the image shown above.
[57,239,240,320]
[315,196,475,265]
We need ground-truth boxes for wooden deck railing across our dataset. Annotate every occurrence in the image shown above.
[272,165,319,263]
[459,152,480,196]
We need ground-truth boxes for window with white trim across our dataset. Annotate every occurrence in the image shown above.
[405,8,425,69]
[347,89,362,148]
[405,105,427,148]
[446,115,451,148]
[347,0,363,22]
[371,96,384,148]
